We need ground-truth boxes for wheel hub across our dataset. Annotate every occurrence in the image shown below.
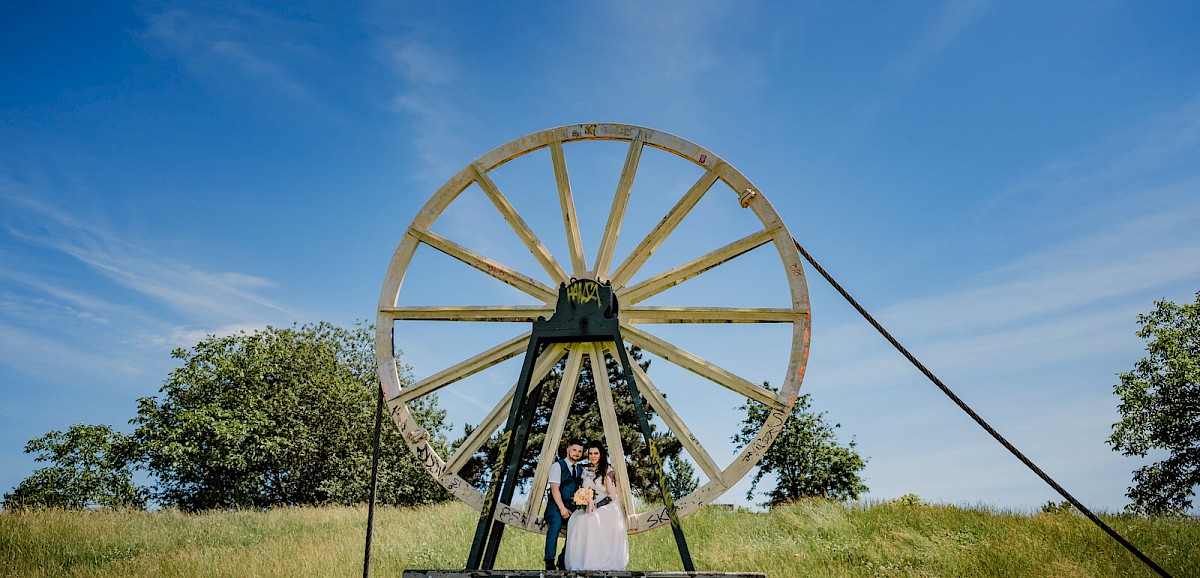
[536,279,620,342]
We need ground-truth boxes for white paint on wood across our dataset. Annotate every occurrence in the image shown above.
[609,167,720,289]
[377,123,812,535]
[588,343,637,520]
[593,135,645,278]
[617,228,778,305]
[394,332,531,404]
[409,227,557,303]
[552,139,588,278]
[471,163,569,284]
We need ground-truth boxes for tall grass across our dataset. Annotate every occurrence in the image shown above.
[2,500,1196,577]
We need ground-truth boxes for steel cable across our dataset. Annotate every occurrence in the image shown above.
[793,238,1174,578]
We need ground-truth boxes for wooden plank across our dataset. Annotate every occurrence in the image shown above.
[610,344,726,487]
[587,343,636,519]
[593,135,645,277]
[723,407,792,495]
[403,570,766,577]
[609,167,720,289]
[618,228,776,305]
[394,332,531,405]
[409,227,557,302]
[621,324,784,411]
[471,163,568,284]
[380,306,551,322]
[623,306,804,324]
[524,348,585,523]
[551,139,588,278]
[444,344,570,474]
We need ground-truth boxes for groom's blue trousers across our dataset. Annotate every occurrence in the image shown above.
[543,501,577,563]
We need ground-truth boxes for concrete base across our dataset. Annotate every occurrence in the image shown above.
[402,572,764,578]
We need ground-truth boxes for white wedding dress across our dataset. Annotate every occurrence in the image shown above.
[564,466,629,571]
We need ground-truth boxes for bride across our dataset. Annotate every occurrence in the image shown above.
[564,441,629,571]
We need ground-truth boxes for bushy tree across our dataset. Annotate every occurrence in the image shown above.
[663,455,700,499]
[458,347,687,500]
[733,386,867,505]
[1109,291,1200,515]
[3,424,143,510]
[128,321,451,510]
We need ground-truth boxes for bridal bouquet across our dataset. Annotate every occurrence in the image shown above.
[572,487,594,506]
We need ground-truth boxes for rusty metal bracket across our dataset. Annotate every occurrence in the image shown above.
[738,188,757,208]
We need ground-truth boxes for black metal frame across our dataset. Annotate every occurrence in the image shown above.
[465,279,694,571]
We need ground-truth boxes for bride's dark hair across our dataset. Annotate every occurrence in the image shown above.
[585,440,609,480]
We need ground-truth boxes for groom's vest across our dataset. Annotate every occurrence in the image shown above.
[548,459,582,515]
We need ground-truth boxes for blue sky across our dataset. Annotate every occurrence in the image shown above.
[3,1,1199,514]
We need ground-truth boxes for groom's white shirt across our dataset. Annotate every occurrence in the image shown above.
[547,457,579,484]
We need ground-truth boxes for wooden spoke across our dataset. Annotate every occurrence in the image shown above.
[380,306,552,322]
[621,323,784,411]
[618,227,778,305]
[394,332,531,405]
[604,343,725,488]
[378,124,813,535]
[409,227,557,302]
[587,343,636,518]
[525,348,586,521]
[471,163,569,284]
[593,135,645,278]
[552,139,588,278]
[445,344,570,474]
[623,306,804,324]
[609,167,721,289]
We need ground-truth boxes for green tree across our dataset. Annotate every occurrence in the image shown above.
[663,454,699,499]
[458,347,687,500]
[733,386,867,505]
[1109,291,1200,515]
[3,424,143,510]
[128,321,451,510]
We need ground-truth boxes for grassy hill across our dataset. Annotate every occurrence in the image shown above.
[2,499,1196,577]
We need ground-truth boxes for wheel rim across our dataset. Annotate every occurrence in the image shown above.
[377,123,811,533]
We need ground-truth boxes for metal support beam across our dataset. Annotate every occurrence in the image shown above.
[611,330,694,572]
[467,338,545,570]
[463,279,694,572]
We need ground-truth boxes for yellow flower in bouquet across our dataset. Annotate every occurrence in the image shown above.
[572,487,593,506]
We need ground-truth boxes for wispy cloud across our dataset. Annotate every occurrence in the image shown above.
[0,191,295,332]
[844,1,991,143]
[812,228,1199,398]
[378,34,473,184]
[995,91,1200,213]
[603,1,743,91]
[893,203,1200,339]
[140,5,325,106]
[387,38,456,87]
[575,0,763,127]
[0,323,149,383]
[888,0,992,84]
[823,87,1200,379]
[804,91,1200,509]
[1,270,121,325]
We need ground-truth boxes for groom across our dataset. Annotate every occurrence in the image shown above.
[544,438,585,571]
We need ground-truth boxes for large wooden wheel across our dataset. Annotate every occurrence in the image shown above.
[376,123,811,534]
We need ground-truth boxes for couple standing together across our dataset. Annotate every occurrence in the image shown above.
[544,439,629,571]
